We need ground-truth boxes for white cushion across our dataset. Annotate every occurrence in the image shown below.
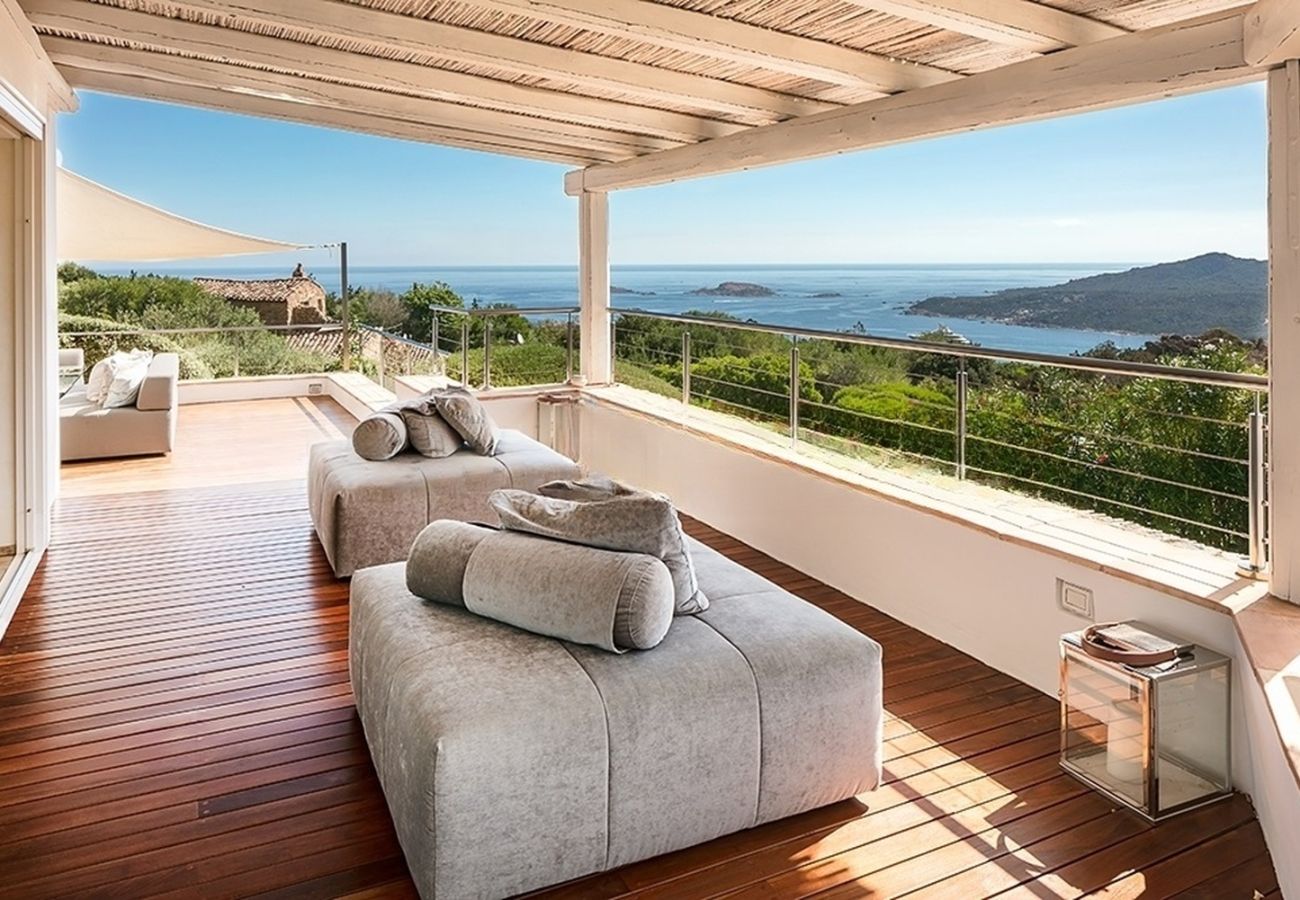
[87,349,152,405]
[99,352,154,409]
[85,357,115,404]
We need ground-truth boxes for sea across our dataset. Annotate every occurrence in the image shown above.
[100,262,1159,357]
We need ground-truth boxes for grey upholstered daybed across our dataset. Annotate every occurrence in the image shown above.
[308,430,580,576]
[350,533,883,900]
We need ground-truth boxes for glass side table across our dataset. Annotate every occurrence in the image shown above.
[58,364,83,398]
[1060,623,1231,822]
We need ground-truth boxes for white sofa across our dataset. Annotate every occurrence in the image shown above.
[59,349,179,461]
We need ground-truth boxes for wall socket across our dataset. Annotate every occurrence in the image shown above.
[1056,578,1094,620]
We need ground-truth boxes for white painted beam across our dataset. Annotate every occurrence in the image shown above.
[1245,0,1300,65]
[44,38,676,159]
[457,0,959,92]
[566,10,1262,195]
[0,0,73,115]
[841,0,1124,53]
[1268,60,1300,602]
[60,66,603,165]
[578,192,611,386]
[161,0,836,123]
[24,0,742,143]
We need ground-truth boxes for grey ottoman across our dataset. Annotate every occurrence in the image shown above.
[308,429,580,576]
[349,536,883,900]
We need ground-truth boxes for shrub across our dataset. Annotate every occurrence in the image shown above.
[58,313,213,379]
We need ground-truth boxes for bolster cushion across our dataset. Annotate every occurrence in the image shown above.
[351,411,408,461]
[405,520,495,606]
[406,522,674,652]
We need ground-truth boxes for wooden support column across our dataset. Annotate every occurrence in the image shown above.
[578,190,611,385]
[1269,60,1300,602]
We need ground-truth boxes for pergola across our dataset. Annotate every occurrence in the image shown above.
[3,3,1300,892]
[17,0,1300,603]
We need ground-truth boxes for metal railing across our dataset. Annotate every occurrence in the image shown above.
[427,305,580,390]
[60,305,584,391]
[60,324,348,380]
[62,307,1270,567]
[611,308,1269,568]
[355,323,442,391]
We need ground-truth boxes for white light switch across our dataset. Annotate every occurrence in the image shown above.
[1057,579,1094,620]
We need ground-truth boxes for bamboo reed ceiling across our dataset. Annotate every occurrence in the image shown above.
[21,0,1257,167]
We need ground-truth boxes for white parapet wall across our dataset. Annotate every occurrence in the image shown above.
[175,372,560,444]
[576,391,1261,799]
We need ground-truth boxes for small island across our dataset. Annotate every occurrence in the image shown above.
[810,291,842,298]
[611,285,656,296]
[689,281,776,297]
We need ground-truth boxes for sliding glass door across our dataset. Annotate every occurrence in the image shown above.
[0,129,19,591]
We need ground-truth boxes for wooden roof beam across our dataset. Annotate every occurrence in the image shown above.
[566,10,1262,194]
[1245,0,1300,65]
[456,0,960,92]
[43,38,674,159]
[159,0,835,124]
[60,65,605,165]
[841,0,1125,54]
[24,0,742,142]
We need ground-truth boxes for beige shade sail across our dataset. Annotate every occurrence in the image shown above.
[57,168,305,261]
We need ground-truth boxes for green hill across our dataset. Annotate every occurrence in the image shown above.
[907,253,1267,338]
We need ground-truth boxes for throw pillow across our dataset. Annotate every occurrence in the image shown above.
[399,395,464,459]
[433,387,500,456]
[86,349,151,405]
[100,353,154,409]
[352,412,408,461]
[490,483,709,615]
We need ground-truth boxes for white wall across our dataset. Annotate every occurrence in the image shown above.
[578,399,1258,796]
[1235,634,1300,898]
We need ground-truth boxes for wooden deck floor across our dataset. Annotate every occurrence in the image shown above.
[1,397,1277,898]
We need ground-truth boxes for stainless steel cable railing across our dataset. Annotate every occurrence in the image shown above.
[610,307,1268,570]
[62,305,1270,570]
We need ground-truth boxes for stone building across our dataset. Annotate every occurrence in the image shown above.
[194,265,327,326]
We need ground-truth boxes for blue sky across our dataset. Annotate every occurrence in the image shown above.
[58,82,1266,268]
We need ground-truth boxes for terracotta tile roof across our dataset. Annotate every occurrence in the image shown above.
[194,275,324,304]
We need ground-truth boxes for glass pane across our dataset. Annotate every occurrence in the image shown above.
[1,136,18,590]
[1156,665,1230,812]
[1063,648,1147,808]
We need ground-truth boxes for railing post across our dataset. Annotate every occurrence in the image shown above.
[431,314,439,355]
[610,315,618,383]
[789,335,800,449]
[955,358,968,480]
[482,320,492,390]
[377,336,386,390]
[339,241,351,371]
[1240,393,1268,578]
[460,320,470,388]
[681,330,691,406]
[566,312,575,383]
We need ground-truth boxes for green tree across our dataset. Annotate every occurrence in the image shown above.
[654,353,821,422]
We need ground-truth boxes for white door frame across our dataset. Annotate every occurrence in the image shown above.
[0,103,47,638]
